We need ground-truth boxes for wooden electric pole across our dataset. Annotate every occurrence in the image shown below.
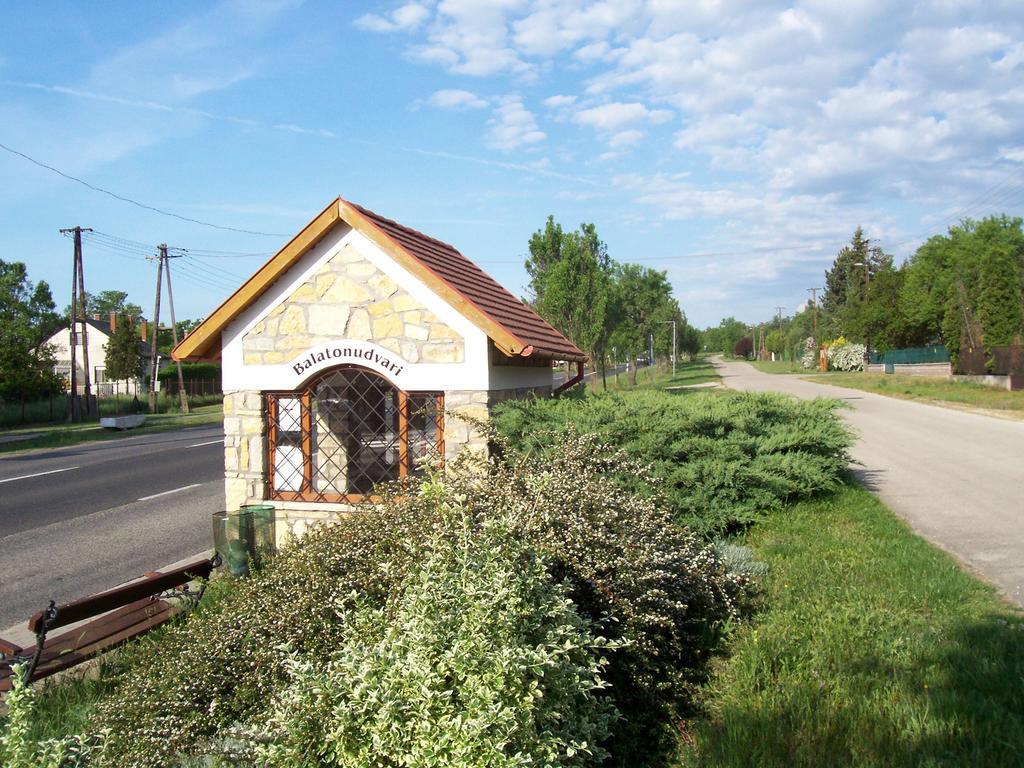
[161,245,190,413]
[148,251,164,413]
[807,288,819,343]
[60,226,93,421]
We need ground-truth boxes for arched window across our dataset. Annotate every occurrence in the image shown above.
[266,367,443,502]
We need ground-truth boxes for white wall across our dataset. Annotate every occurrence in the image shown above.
[221,224,496,392]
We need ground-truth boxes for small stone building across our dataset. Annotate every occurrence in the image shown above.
[173,197,585,540]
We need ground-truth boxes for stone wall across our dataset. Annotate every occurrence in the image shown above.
[222,390,266,512]
[241,242,463,366]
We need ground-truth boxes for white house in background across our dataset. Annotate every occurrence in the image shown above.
[173,196,587,541]
[44,313,154,396]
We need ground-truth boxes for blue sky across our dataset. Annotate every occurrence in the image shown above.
[2,0,1022,328]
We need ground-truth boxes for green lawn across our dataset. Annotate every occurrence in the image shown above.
[596,358,719,390]
[749,359,805,374]
[812,373,1024,415]
[681,484,1024,768]
[0,403,224,455]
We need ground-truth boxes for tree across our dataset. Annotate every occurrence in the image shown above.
[525,216,564,306]
[977,243,1024,357]
[105,315,142,412]
[0,259,62,401]
[64,289,144,321]
[732,336,753,358]
[901,215,1024,357]
[703,317,747,356]
[607,264,675,385]
[679,323,701,361]
[527,218,612,382]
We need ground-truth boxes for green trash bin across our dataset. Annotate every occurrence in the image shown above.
[213,504,276,577]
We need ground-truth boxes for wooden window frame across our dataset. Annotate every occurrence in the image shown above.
[265,367,444,504]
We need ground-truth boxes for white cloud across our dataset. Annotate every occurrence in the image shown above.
[486,95,546,150]
[608,128,644,147]
[543,94,577,108]
[573,101,672,130]
[426,89,489,110]
[354,2,430,33]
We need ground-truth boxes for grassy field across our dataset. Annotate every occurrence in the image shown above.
[681,484,1024,768]
[749,359,805,374]
[814,373,1024,415]
[594,358,720,390]
[0,403,224,455]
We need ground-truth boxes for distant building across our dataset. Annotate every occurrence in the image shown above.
[44,314,154,396]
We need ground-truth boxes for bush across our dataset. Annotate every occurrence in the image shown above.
[800,336,818,369]
[156,362,220,382]
[89,500,451,767]
[86,433,747,768]
[492,389,853,537]
[827,342,866,372]
[254,510,618,768]
[732,336,753,358]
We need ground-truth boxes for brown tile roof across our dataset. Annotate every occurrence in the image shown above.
[172,197,585,363]
[346,201,585,361]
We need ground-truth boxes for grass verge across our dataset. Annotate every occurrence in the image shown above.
[812,373,1024,415]
[594,358,720,390]
[749,359,804,374]
[0,404,224,455]
[681,483,1024,767]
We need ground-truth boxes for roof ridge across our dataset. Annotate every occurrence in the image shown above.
[345,199,460,253]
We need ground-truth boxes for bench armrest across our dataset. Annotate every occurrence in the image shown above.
[0,637,24,655]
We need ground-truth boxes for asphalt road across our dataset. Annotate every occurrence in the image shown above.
[0,425,224,629]
[715,357,1024,607]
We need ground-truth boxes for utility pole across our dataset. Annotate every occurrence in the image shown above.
[148,250,164,413]
[807,288,819,343]
[161,245,190,413]
[60,226,93,422]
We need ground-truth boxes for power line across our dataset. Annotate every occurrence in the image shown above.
[0,140,288,237]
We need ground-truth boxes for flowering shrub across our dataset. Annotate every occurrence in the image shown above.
[255,511,618,768]
[86,432,749,768]
[800,337,818,369]
[827,342,867,371]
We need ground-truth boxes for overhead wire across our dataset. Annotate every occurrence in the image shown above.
[0,140,289,237]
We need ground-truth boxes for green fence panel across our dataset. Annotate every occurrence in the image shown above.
[870,344,949,365]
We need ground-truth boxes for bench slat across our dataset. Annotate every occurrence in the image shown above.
[31,609,178,682]
[0,637,23,655]
[28,557,215,633]
[0,603,179,692]
[32,598,170,663]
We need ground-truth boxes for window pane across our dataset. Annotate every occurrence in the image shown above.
[408,395,441,475]
[313,369,400,496]
[273,396,304,493]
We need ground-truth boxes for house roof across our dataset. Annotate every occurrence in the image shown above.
[172,197,585,363]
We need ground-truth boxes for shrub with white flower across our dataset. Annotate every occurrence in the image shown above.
[827,342,867,372]
[800,336,818,369]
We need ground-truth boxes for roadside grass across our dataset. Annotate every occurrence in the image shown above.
[749,359,804,374]
[0,403,224,455]
[812,373,1024,415]
[596,358,720,390]
[681,483,1024,768]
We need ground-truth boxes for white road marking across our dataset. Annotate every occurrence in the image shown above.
[138,483,201,501]
[187,439,223,448]
[0,466,80,484]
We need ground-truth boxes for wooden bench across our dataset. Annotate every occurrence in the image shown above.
[0,554,220,692]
